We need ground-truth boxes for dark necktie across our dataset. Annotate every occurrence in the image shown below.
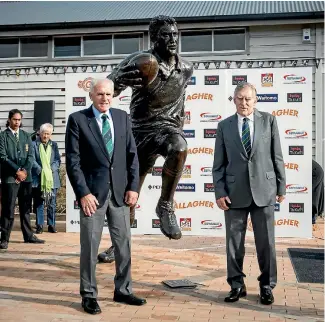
[14,132,19,144]
[101,114,113,158]
[242,118,251,156]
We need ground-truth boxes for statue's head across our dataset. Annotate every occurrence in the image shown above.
[149,15,178,58]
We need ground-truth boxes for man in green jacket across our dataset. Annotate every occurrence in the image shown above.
[0,109,44,249]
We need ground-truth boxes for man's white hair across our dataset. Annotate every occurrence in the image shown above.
[40,123,53,134]
[89,78,114,93]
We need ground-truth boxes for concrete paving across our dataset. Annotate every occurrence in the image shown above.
[0,218,324,322]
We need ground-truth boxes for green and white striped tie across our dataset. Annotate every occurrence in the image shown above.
[101,114,113,158]
[242,118,251,156]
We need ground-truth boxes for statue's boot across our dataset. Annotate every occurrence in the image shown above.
[98,245,115,263]
[156,198,182,240]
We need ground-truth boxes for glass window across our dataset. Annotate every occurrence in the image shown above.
[214,29,245,51]
[181,31,212,52]
[21,37,48,57]
[114,34,141,54]
[84,35,112,56]
[54,37,81,57]
[0,38,18,58]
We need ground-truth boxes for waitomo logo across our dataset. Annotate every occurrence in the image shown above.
[285,129,308,138]
[200,113,222,122]
[283,74,306,84]
[257,94,278,102]
[286,184,308,193]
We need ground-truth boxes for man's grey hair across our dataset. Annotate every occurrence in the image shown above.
[89,78,114,93]
[234,82,257,98]
[40,123,53,134]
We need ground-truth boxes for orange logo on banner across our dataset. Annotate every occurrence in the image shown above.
[275,219,299,227]
[272,109,298,117]
[186,93,213,101]
[78,77,93,92]
[285,163,299,171]
[174,200,214,209]
[247,218,299,230]
[188,147,214,155]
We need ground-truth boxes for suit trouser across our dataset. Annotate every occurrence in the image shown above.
[0,182,33,242]
[225,202,277,289]
[80,187,132,299]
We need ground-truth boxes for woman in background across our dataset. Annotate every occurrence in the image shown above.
[32,123,61,233]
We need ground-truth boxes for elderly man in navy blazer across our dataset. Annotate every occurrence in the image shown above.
[65,78,146,315]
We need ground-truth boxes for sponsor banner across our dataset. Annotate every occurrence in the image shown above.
[200,167,212,176]
[204,183,214,192]
[284,162,299,171]
[203,129,217,138]
[148,183,196,192]
[257,94,278,102]
[188,76,196,85]
[201,220,223,230]
[183,129,195,138]
[272,109,298,117]
[289,203,304,213]
[283,74,306,84]
[152,219,161,228]
[73,97,86,106]
[286,184,308,194]
[232,75,247,85]
[200,112,222,123]
[261,73,273,87]
[66,68,312,238]
[287,93,302,102]
[204,75,219,85]
[186,93,213,101]
[284,129,308,139]
[289,146,304,155]
[180,218,192,231]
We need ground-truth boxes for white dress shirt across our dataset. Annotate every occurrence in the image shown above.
[9,127,19,138]
[92,105,115,148]
[237,113,254,147]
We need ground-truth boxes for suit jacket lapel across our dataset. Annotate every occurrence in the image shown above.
[229,114,247,157]
[109,108,119,163]
[250,109,264,158]
[6,128,17,146]
[86,107,111,163]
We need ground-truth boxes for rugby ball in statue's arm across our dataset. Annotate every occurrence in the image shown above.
[128,53,159,86]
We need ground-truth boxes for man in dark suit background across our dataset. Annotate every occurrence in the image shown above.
[65,78,146,315]
[0,109,45,249]
[213,83,286,305]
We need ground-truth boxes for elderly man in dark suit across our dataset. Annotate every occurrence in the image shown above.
[32,123,61,234]
[213,83,286,305]
[0,109,44,249]
[65,78,146,315]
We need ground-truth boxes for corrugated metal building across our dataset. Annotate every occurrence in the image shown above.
[0,1,324,167]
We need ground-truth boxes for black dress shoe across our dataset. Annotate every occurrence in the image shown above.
[48,225,58,233]
[81,298,101,315]
[260,287,274,305]
[113,292,147,306]
[224,285,247,302]
[24,234,45,244]
[36,225,43,234]
[0,241,8,249]
[98,245,115,263]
